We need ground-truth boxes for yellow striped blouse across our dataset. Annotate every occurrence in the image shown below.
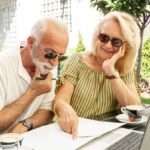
[58,54,136,120]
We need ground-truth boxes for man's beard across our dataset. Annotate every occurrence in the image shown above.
[33,58,55,75]
[31,44,55,75]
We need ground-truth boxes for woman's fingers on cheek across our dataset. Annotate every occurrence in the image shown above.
[120,48,125,57]
[120,44,125,56]
[116,46,124,58]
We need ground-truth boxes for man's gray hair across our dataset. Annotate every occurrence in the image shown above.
[30,17,68,43]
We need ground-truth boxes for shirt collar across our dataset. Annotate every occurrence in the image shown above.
[18,50,31,83]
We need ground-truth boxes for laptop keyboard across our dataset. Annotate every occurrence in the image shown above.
[106,132,143,150]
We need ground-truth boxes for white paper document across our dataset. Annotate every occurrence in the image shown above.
[22,118,125,150]
[78,118,125,137]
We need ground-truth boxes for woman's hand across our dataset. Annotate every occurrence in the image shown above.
[102,45,125,76]
[55,101,79,138]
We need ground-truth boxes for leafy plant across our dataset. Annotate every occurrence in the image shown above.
[75,33,86,53]
[58,33,86,75]
[141,96,150,104]
[141,38,150,78]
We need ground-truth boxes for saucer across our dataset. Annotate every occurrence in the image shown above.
[115,114,147,125]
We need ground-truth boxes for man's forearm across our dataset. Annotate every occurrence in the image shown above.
[27,109,54,128]
[0,89,37,131]
[7,109,54,133]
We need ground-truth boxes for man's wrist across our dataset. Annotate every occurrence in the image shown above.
[19,119,33,131]
[26,88,38,98]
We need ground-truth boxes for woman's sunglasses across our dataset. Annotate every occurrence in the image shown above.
[98,33,124,48]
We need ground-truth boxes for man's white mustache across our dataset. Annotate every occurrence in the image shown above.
[33,58,55,75]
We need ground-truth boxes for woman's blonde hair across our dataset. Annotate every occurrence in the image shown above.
[92,11,140,74]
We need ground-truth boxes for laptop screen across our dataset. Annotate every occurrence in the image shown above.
[140,116,150,150]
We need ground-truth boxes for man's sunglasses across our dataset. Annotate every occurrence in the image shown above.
[44,48,63,60]
[98,33,124,48]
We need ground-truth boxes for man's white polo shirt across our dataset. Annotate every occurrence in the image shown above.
[0,49,55,122]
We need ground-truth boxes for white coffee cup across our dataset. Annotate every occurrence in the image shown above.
[121,105,144,121]
[0,133,23,149]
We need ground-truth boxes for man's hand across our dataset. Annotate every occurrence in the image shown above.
[28,72,52,97]
[102,45,125,76]
[55,101,79,138]
[9,123,28,133]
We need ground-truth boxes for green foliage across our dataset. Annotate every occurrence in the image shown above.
[90,0,149,17]
[75,33,86,53]
[141,38,150,78]
[57,33,86,75]
[58,56,68,76]
[141,96,150,104]
[90,0,150,32]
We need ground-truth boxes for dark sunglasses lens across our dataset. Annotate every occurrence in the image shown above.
[111,38,123,48]
[98,34,110,43]
[44,52,57,59]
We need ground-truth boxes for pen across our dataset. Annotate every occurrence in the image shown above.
[35,73,58,80]
[78,135,92,138]
[52,78,57,80]
[35,76,57,80]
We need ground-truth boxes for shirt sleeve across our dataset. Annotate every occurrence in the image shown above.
[121,70,139,93]
[121,70,136,84]
[58,54,81,86]
[0,62,7,110]
[121,70,138,90]
[0,82,6,110]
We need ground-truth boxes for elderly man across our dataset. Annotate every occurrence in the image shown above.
[0,17,68,133]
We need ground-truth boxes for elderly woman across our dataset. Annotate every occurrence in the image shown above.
[53,11,141,137]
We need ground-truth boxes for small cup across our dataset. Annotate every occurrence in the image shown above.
[0,133,23,149]
[121,105,144,122]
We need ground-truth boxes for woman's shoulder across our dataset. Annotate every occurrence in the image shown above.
[69,53,84,60]
[70,52,91,62]
[67,53,86,65]
[65,52,99,73]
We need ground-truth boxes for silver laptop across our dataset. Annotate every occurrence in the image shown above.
[106,116,150,150]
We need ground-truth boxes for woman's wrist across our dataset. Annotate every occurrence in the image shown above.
[53,100,66,116]
[105,71,120,79]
